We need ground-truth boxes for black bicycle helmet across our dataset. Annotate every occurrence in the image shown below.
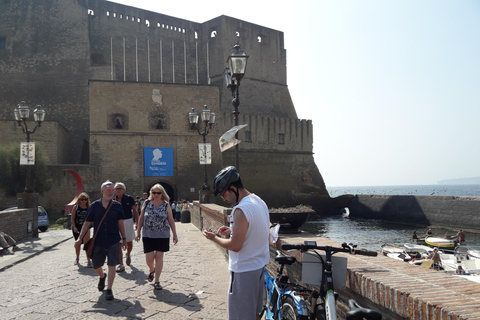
[213,166,240,196]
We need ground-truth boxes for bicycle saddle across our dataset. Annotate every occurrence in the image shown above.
[275,250,296,265]
[345,299,382,320]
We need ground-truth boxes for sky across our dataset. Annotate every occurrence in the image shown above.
[113,0,480,187]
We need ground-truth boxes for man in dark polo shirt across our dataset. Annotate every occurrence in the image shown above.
[74,180,127,301]
[113,182,139,273]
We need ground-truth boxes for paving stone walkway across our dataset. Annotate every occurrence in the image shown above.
[0,222,229,319]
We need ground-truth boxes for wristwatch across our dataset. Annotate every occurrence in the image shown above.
[122,237,126,240]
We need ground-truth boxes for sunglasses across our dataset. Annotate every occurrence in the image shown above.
[152,191,162,195]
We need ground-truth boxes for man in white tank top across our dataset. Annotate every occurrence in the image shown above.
[203,166,270,320]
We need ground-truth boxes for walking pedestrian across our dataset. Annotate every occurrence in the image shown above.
[70,192,92,267]
[135,184,178,290]
[74,180,127,301]
[113,182,139,273]
[203,166,270,320]
[175,200,181,222]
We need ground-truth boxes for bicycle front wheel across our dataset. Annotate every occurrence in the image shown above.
[280,296,307,320]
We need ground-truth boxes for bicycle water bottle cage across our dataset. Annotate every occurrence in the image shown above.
[275,250,296,265]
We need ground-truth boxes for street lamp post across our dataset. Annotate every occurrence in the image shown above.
[14,101,46,193]
[224,43,248,170]
[189,105,216,191]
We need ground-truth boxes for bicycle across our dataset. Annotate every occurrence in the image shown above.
[262,240,381,320]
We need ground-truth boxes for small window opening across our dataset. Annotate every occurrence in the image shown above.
[195,32,198,39]
[211,31,217,38]
[145,19,150,27]
[88,9,94,15]
[236,31,240,37]
[257,36,262,43]
[278,133,285,144]
[0,37,6,49]
[106,11,110,16]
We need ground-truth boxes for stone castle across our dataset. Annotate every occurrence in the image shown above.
[0,0,344,214]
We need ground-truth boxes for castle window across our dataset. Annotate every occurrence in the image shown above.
[257,36,262,43]
[0,37,6,49]
[91,53,106,66]
[278,133,285,144]
[109,113,128,130]
[113,12,116,18]
[236,31,240,37]
[150,115,167,130]
[106,11,110,16]
[245,131,252,142]
[195,32,198,39]
[211,31,217,38]
[87,9,94,15]
[145,20,150,27]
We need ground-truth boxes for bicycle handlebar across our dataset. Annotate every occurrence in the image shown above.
[281,242,378,257]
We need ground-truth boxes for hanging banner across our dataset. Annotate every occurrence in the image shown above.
[20,142,35,165]
[143,147,174,177]
[198,143,212,165]
[219,124,248,152]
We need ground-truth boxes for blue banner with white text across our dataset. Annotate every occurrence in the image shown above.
[144,148,173,177]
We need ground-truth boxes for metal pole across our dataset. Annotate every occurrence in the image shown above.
[202,130,209,190]
[232,84,240,170]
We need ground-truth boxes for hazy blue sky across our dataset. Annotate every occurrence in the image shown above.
[114,0,480,187]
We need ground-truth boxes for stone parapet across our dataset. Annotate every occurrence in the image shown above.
[351,194,480,230]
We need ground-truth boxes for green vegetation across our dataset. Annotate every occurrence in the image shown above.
[0,143,53,196]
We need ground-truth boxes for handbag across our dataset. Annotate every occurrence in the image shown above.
[83,200,113,260]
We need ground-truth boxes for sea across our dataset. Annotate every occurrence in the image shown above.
[300,184,480,252]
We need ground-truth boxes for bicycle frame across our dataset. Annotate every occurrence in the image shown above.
[263,263,309,319]
[281,242,378,320]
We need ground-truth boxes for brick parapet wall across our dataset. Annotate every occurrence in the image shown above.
[192,202,480,320]
[0,209,35,242]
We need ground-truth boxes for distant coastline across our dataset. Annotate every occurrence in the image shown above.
[437,177,480,185]
[327,184,480,197]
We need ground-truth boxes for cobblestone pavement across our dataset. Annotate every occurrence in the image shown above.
[0,223,230,319]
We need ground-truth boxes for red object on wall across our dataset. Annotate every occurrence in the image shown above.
[63,169,84,216]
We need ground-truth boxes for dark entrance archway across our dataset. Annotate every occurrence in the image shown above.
[146,181,175,202]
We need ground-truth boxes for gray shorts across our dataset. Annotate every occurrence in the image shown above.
[228,267,265,320]
[92,242,120,269]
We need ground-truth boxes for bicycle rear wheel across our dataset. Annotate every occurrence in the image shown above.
[280,296,308,320]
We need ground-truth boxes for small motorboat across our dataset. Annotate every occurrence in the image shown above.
[425,236,458,251]
[404,243,432,258]
[381,244,412,262]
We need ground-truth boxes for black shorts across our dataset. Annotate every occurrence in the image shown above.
[142,237,170,253]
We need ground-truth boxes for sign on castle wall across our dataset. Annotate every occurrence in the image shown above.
[143,147,173,177]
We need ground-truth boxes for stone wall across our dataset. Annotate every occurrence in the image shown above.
[350,194,480,229]
[0,208,36,242]
[0,121,69,165]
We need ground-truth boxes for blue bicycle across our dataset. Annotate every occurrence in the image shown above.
[263,250,310,319]
[262,241,381,320]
